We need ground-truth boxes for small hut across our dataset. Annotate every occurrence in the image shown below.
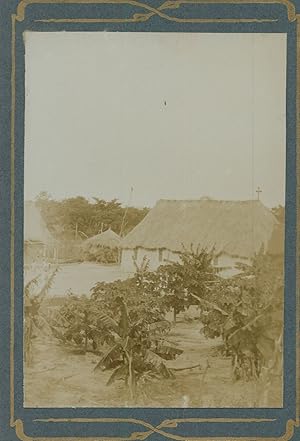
[24,201,57,265]
[81,228,121,264]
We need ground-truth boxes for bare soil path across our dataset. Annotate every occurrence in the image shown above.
[24,321,282,408]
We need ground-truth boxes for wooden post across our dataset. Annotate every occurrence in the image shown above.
[84,310,88,354]
[120,186,133,238]
[173,307,177,323]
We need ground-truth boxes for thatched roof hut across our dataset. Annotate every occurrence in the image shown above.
[82,228,121,264]
[121,199,278,259]
[24,201,57,264]
[24,201,54,244]
[267,222,284,256]
[82,228,121,252]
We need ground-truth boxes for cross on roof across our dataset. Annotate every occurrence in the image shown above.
[256,186,262,201]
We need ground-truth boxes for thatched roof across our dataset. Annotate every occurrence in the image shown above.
[267,223,284,255]
[83,228,121,250]
[121,199,278,259]
[24,201,54,243]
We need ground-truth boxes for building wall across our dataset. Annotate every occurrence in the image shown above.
[24,242,58,266]
[162,249,181,264]
[121,248,250,278]
[24,242,46,265]
[121,248,162,274]
[214,254,250,278]
[57,240,81,263]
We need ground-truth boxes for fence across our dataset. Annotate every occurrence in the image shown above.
[56,240,82,263]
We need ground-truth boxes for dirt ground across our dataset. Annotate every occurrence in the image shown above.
[24,321,282,408]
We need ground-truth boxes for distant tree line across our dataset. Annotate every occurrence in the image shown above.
[34,192,284,243]
[35,192,149,240]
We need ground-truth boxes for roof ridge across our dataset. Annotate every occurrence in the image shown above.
[157,198,263,204]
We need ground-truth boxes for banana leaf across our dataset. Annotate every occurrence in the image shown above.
[144,350,175,379]
[94,343,123,371]
[154,341,183,360]
[106,364,128,386]
[97,313,119,333]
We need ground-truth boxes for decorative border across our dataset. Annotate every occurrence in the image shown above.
[9,418,300,441]
[12,0,298,22]
[9,1,300,439]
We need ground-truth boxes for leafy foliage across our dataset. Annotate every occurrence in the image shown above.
[91,278,165,326]
[24,265,60,364]
[47,245,283,394]
[136,247,218,322]
[224,252,283,381]
[134,246,283,382]
[50,277,183,400]
[35,192,149,240]
[93,296,182,399]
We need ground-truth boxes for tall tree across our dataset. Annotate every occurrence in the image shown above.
[34,193,149,240]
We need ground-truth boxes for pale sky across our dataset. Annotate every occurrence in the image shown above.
[24,32,286,208]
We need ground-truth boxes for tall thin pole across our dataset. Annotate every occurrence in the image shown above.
[120,187,133,238]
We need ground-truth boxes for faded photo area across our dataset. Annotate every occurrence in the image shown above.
[24,32,286,408]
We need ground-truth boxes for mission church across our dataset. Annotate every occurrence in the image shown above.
[120,190,280,278]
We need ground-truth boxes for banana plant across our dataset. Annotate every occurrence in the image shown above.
[94,296,183,400]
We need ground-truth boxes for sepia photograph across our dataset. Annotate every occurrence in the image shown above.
[23,31,285,408]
